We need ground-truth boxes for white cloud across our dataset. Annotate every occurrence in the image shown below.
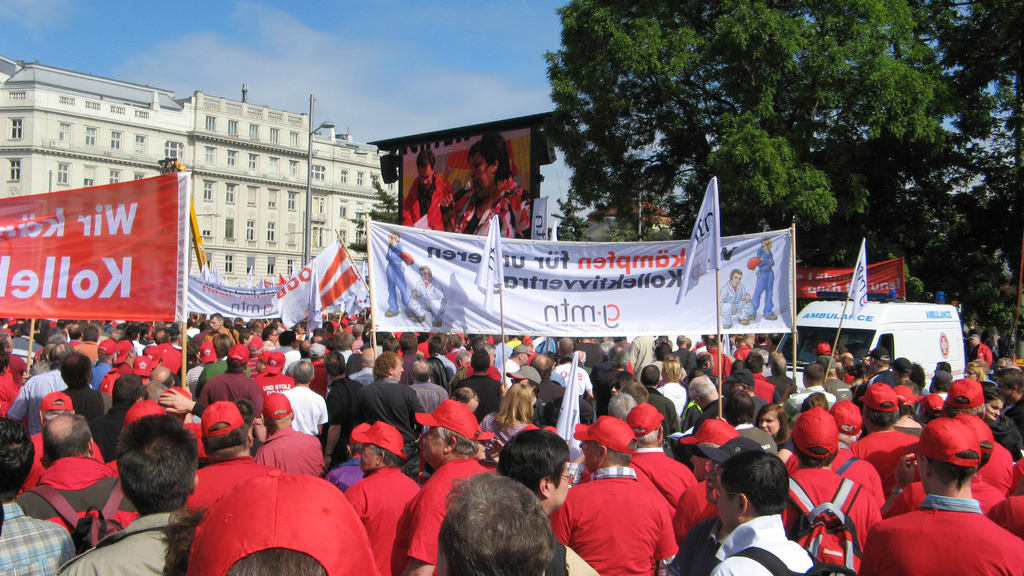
[0,0,74,30]
[114,3,552,143]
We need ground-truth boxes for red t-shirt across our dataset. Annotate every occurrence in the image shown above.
[187,455,277,509]
[552,473,678,576]
[310,360,328,398]
[987,495,1024,540]
[346,467,421,576]
[254,426,325,477]
[752,373,775,403]
[783,468,882,557]
[253,371,295,397]
[391,457,489,574]
[158,343,182,374]
[672,480,717,546]
[1010,458,1023,495]
[980,443,1014,496]
[883,476,1006,518]
[850,429,918,497]
[832,448,887,508]
[630,450,697,516]
[861,507,1024,576]
[0,372,18,418]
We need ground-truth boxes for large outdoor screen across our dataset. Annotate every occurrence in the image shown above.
[399,128,533,239]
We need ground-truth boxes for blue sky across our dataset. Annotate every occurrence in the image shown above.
[1,0,572,203]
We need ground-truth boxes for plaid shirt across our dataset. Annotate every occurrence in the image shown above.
[0,502,75,575]
[592,466,638,481]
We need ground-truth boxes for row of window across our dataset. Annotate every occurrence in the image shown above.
[7,159,145,185]
[9,119,184,159]
[200,217,351,248]
[204,116,300,146]
[199,181,363,217]
[208,231,361,277]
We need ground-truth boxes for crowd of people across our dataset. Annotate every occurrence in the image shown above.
[2,317,1024,575]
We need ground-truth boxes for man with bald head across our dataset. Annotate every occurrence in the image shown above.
[350,348,377,387]
[17,414,138,531]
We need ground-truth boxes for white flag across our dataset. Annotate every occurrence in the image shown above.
[550,218,559,243]
[677,177,722,304]
[849,238,869,318]
[474,214,504,314]
[556,351,582,455]
[246,267,254,288]
[279,240,363,329]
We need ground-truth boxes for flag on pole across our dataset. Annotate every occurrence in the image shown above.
[849,238,869,318]
[550,218,559,243]
[246,267,254,288]
[677,177,722,304]
[278,240,363,329]
[556,350,582,455]
[474,214,504,314]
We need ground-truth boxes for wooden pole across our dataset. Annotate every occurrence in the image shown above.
[791,224,799,384]
[825,297,851,379]
[26,319,36,371]
[363,214,379,353]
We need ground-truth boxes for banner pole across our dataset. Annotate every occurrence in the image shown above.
[499,280,507,361]
[791,224,798,385]
[364,215,379,353]
[826,297,850,379]
[26,319,36,371]
[716,269,723,420]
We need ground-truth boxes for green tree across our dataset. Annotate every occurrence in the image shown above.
[347,177,398,254]
[546,0,1020,328]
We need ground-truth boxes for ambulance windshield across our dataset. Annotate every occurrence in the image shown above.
[778,328,876,367]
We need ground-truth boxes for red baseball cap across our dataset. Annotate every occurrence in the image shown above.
[945,378,984,410]
[262,393,293,421]
[910,417,981,467]
[894,385,920,406]
[921,394,945,413]
[132,356,153,377]
[227,344,249,363]
[627,403,664,437]
[953,413,994,456]
[265,351,286,374]
[41,391,74,412]
[350,422,371,442]
[200,341,216,364]
[187,470,379,576]
[249,336,263,350]
[574,416,637,454]
[862,384,899,412]
[792,407,839,458]
[351,421,407,458]
[115,340,133,364]
[124,400,166,428]
[98,339,117,356]
[815,342,832,356]
[201,401,245,438]
[829,400,862,436]
[679,418,740,446]
[416,400,494,442]
[144,345,163,362]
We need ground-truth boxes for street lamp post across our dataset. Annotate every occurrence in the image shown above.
[305,94,335,266]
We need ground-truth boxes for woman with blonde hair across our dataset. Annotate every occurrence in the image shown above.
[480,383,536,462]
[659,355,688,417]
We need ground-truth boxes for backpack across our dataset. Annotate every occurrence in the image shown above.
[788,477,862,572]
[535,396,563,428]
[735,547,858,576]
[31,480,127,554]
[835,456,860,476]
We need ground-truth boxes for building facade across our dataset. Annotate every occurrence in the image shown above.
[0,55,386,287]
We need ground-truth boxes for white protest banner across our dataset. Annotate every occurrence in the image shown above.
[277,240,364,328]
[677,177,721,304]
[849,238,869,318]
[533,197,549,240]
[187,275,280,318]
[368,222,793,336]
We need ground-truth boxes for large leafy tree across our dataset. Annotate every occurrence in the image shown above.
[546,0,1020,329]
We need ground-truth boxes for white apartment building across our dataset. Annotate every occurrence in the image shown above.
[0,55,386,287]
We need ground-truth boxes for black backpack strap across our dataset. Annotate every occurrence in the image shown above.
[544,542,568,576]
[835,456,860,476]
[734,547,800,576]
[29,485,80,530]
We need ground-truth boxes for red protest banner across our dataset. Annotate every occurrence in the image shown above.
[796,257,905,299]
[0,173,190,321]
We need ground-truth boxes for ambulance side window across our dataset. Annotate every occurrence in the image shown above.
[876,333,895,357]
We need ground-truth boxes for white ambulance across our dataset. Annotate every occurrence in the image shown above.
[778,300,966,380]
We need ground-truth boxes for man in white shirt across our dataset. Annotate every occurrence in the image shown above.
[555,352,593,400]
[282,360,328,436]
[705,440,814,576]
